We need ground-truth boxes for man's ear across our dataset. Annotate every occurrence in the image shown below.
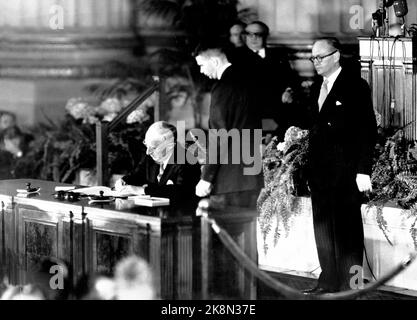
[334,51,341,64]
[211,56,220,67]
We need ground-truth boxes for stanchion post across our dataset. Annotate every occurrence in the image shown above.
[195,199,211,299]
[96,121,109,186]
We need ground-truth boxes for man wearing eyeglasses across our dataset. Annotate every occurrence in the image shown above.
[114,121,201,206]
[304,38,377,294]
[245,21,300,142]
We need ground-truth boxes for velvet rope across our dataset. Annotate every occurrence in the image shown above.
[204,216,417,300]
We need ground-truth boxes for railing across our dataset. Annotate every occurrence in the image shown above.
[95,78,160,186]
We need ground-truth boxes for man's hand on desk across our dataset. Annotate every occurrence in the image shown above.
[114,178,126,191]
[195,179,213,197]
[114,179,145,196]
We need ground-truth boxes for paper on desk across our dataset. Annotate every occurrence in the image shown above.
[131,196,170,207]
[72,186,135,197]
[55,186,76,191]
[127,195,151,200]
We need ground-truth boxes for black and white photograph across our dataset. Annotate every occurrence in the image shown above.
[0,0,416,310]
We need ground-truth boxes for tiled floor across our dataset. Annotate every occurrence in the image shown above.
[257,271,417,300]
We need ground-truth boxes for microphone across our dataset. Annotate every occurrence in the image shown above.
[393,0,408,17]
[383,0,394,7]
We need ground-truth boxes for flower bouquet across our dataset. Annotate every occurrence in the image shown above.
[12,89,157,183]
[257,126,310,253]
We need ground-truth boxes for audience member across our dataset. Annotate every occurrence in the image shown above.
[0,111,16,132]
[0,126,29,179]
[2,125,27,158]
[229,21,246,48]
[1,284,45,300]
[113,255,155,300]
[26,257,70,300]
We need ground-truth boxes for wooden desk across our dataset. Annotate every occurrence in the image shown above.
[0,179,196,299]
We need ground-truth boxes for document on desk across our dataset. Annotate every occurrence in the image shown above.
[129,195,170,207]
[71,186,135,197]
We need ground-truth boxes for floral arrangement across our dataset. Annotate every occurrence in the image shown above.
[257,123,417,252]
[257,126,310,254]
[65,95,154,125]
[367,127,417,248]
[11,85,157,183]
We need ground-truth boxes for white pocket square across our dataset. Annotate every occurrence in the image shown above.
[166,180,174,185]
[336,101,342,106]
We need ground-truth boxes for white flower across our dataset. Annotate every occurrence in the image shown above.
[65,98,92,119]
[99,97,123,114]
[103,112,118,122]
[277,142,286,151]
[126,107,150,124]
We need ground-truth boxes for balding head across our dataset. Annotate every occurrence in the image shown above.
[145,121,176,143]
[144,121,176,163]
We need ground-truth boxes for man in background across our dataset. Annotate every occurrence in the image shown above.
[229,21,246,48]
[245,21,300,141]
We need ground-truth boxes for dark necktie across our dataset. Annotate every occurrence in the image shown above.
[157,163,164,182]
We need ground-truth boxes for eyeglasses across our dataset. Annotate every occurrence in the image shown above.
[143,141,159,154]
[244,31,265,39]
[309,50,338,63]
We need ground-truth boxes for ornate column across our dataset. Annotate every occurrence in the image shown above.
[0,0,140,126]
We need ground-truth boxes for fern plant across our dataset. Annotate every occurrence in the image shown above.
[257,127,310,254]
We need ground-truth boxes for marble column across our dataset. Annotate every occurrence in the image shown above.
[0,0,140,126]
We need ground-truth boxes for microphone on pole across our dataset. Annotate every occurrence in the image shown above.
[393,0,408,36]
[393,0,408,17]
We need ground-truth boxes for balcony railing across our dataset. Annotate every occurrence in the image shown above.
[95,78,159,186]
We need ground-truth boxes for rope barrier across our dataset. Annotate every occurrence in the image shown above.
[203,215,417,300]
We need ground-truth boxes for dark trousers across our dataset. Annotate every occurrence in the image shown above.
[310,181,364,291]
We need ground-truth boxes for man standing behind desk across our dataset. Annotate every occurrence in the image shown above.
[114,121,200,207]
[194,42,263,207]
[305,37,377,294]
[245,21,299,141]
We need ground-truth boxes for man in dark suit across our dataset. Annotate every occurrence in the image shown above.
[305,38,377,294]
[229,21,246,48]
[194,43,263,206]
[114,121,201,206]
[245,21,300,141]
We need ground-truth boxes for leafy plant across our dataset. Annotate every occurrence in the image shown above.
[257,127,310,254]
[367,127,417,249]
[11,82,156,184]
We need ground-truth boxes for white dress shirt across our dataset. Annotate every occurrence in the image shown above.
[323,66,342,93]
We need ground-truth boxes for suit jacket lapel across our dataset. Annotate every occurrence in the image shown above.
[157,147,179,186]
[158,164,175,186]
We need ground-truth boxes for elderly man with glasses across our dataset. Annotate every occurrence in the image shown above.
[303,37,377,295]
[244,21,301,142]
[114,121,201,206]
